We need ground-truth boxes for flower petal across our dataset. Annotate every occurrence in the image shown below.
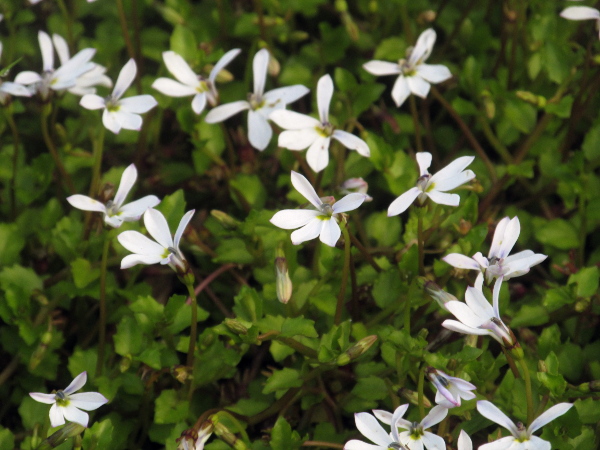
[174,210,195,251]
[162,51,198,87]
[120,253,164,269]
[362,60,402,76]
[253,48,270,97]
[408,28,436,66]
[421,405,448,429]
[333,130,370,157]
[442,253,480,270]
[290,219,322,245]
[416,152,432,176]
[113,164,137,208]
[333,193,366,214]
[112,111,143,131]
[429,156,475,186]
[80,94,106,110]
[504,254,547,279]
[152,78,197,97]
[560,6,600,20]
[344,440,385,450]
[248,110,273,150]
[119,195,161,221]
[489,217,510,259]
[476,400,519,436]
[431,169,475,192]
[391,75,411,107]
[52,33,70,64]
[0,81,32,97]
[67,195,107,213]
[389,404,410,442]
[30,392,56,404]
[278,129,319,151]
[102,109,122,134]
[209,48,242,83]
[420,431,446,450]
[528,403,573,434]
[68,392,109,411]
[270,209,320,229]
[191,93,207,114]
[426,190,460,206]
[14,71,42,85]
[144,208,174,249]
[306,136,331,172]
[263,85,310,106]
[113,59,137,100]
[291,171,322,209]
[445,301,485,328]
[64,371,87,395]
[353,412,392,447]
[317,74,334,122]
[457,430,473,450]
[205,100,249,123]
[49,403,65,428]
[270,110,320,130]
[407,75,431,98]
[38,31,54,72]
[442,319,489,337]
[119,95,157,114]
[60,404,89,427]
[387,187,420,216]
[478,436,517,450]
[497,217,520,259]
[417,64,452,84]
[464,286,495,321]
[319,218,341,247]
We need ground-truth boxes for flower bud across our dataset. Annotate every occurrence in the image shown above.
[224,318,249,335]
[119,355,132,373]
[340,178,373,201]
[337,335,378,365]
[211,210,240,230]
[398,388,432,408]
[424,281,457,311]
[37,422,86,449]
[516,90,546,107]
[275,252,293,304]
[214,422,248,450]
[172,365,191,383]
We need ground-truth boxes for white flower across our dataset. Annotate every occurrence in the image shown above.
[269,74,369,172]
[477,400,573,450]
[442,216,547,290]
[270,171,366,247]
[373,404,448,450]
[117,208,195,273]
[52,34,112,96]
[152,49,241,114]
[29,372,108,428]
[66,164,160,228]
[457,430,472,450]
[442,284,517,348]
[80,59,157,134]
[362,28,451,107]
[205,48,309,151]
[425,367,476,408]
[387,152,475,216]
[340,178,373,202]
[0,42,32,104]
[14,31,96,100]
[345,404,410,450]
[560,5,600,39]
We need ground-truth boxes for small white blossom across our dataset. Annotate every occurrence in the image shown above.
[477,400,572,450]
[117,208,195,273]
[270,171,366,247]
[205,48,309,151]
[374,405,448,450]
[387,152,475,216]
[345,404,410,450]
[80,59,157,134]
[152,49,241,114]
[560,5,600,39]
[14,31,96,100]
[270,74,369,172]
[425,367,476,408]
[363,28,451,107]
[29,372,108,428]
[66,164,160,228]
[0,42,32,104]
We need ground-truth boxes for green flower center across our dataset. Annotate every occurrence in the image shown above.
[55,390,69,407]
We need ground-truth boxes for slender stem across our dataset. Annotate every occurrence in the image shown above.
[404,293,410,332]
[335,223,352,325]
[519,358,534,425]
[348,231,382,272]
[334,142,347,188]
[6,108,21,218]
[41,105,76,194]
[302,442,343,449]
[578,186,586,268]
[96,233,110,377]
[56,0,74,50]
[417,365,425,419]
[478,115,513,164]
[89,126,105,199]
[417,208,425,276]
[437,416,449,440]
[409,96,424,153]
[185,281,198,369]
[115,0,142,93]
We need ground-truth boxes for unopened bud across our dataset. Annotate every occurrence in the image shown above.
[516,91,546,108]
[268,54,280,77]
[538,360,548,373]
[481,90,496,119]
[37,422,86,450]
[337,335,378,365]
[119,355,132,373]
[211,210,240,230]
[341,13,359,41]
[289,31,309,42]
[340,178,372,201]
[172,365,191,383]
[225,318,249,335]
[212,67,234,84]
[418,10,437,23]
[575,298,590,312]
[275,250,292,304]
[214,422,248,450]
[335,0,348,12]
[588,380,600,391]
[398,388,432,408]
[29,330,53,370]
[424,281,457,311]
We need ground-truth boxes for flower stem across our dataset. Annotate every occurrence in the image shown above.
[417,208,425,276]
[409,96,423,153]
[185,279,198,369]
[347,231,382,273]
[116,0,142,93]
[89,126,105,201]
[518,358,534,425]
[41,104,76,194]
[6,107,21,219]
[96,232,110,377]
[417,364,425,419]
[335,223,352,325]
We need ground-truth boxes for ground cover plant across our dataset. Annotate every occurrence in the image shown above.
[0,0,598,448]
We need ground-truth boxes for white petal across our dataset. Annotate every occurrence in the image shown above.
[191,93,207,114]
[504,254,547,278]
[113,59,136,100]
[528,403,573,434]
[263,85,310,106]
[60,404,89,427]
[105,216,125,228]
[49,403,65,428]
[445,301,485,328]
[290,219,323,245]
[119,95,157,114]
[344,440,385,450]
[429,156,475,186]
[38,31,54,72]
[52,34,70,64]
[442,253,480,270]
[332,130,370,157]
[162,51,198,87]
[119,195,161,221]
[120,253,164,269]
[152,78,197,97]
[492,277,503,318]
[113,164,137,207]
[407,75,431,98]
[497,217,520,259]
[408,28,436,66]
[270,110,320,130]
[0,82,32,97]
[391,75,411,107]
[102,110,122,134]
[174,210,195,250]
[387,187,420,216]
[306,136,331,172]
[442,319,488,336]
[457,430,473,450]
[421,405,448,429]
[333,193,366,214]
[489,217,510,259]
[144,208,174,249]
[478,437,517,450]
[253,48,270,97]
[209,48,242,83]
[117,230,165,256]
[14,71,42,85]
[317,74,334,122]
[417,64,452,84]
[420,432,446,450]
[560,6,600,20]
[80,94,106,110]
[112,111,143,131]
[354,412,393,447]
[270,209,320,229]
[431,170,475,192]
[248,110,273,150]
[389,404,410,442]
[278,129,319,150]
[67,195,107,213]
[372,409,392,425]
[362,60,402,76]
[476,401,519,436]
[29,392,56,404]
[528,436,551,450]
[68,392,109,411]
[416,152,432,176]
[319,218,341,247]
[426,190,460,206]
[205,100,249,123]
[464,287,495,321]
[291,171,322,209]
[54,49,96,83]
[64,371,87,394]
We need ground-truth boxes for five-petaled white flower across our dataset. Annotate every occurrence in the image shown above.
[205,48,309,151]
[80,59,157,134]
[270,171,366,247]
[442,284,517,348]
[363,28,451,107]
[15,31,96,101]
[442,216,547,292]
[66,163,160,228]
[477,400,573,450]
[269,74,369,172]
[0,42,32,104]
[373,404,448,450]
[387,152,475,216]
[117,208,195,273]
[29,371,108,428]
[152,49,241,114]
[560,4,600,39]
[345,404,410,450]
[425,367,476,408]
[52,33,112,96]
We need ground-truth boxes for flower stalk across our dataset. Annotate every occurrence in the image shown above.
[96,232,110,377]
[41,104,75,194]
[335,222,352,325]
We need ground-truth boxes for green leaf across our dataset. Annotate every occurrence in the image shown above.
[130,296,164,333]
[270,416,303,450]
[233,286,263,323]
[114,315,144,356]
[538,324,561,360]
[213,238,255,264]
[582,123,600,161]
[568,267,599,298]
[372,270,403,308]
[156,189,186,230]
[543,287,576,311]
[263,368,303,394]
[70,258,101,289]
[504,98,536,134]
[351,376,387,400]
[0,223,25,266]
[511,304,549,327]
[0,427,14,450]
[334,67,358,92]
[535,219,579,250]
[0,265,42,317]
[537,352,566,396]
[574,398,600,424]
[170,25,197,63]
[230,174,267,209]
[154,389,189,424]
[280,317,318,338]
